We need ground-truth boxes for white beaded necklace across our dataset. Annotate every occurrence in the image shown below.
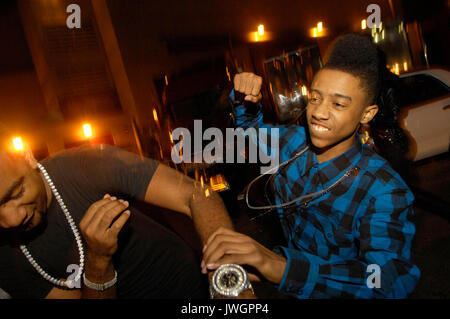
[19,163,84,289]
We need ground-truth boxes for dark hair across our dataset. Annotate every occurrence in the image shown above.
[323,33,410,177]
[324,33,381,105]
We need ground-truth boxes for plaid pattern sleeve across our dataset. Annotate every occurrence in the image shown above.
[275,182,421,299]
[230,90,307,162]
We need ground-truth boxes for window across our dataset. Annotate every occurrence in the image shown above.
[396,74,449,108]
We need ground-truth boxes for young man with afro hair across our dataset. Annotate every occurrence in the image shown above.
[201,33,420,298]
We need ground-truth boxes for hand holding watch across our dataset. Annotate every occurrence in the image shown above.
[203,227,288,299]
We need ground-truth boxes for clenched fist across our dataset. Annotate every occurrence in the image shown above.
[234,72,263,103]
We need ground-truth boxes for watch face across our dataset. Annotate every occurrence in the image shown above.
[220,272,239,288]
[212,264,248,297]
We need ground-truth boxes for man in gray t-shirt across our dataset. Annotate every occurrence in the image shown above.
[0,144,233,298]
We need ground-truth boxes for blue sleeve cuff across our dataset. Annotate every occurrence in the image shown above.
[229,89,262,115]
[274,246,319,298]
[229,89,236,101]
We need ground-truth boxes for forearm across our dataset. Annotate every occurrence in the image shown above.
[276,246,372,298]
[276,245,419,299]
[189,184,234,244]
[81,253,117,299]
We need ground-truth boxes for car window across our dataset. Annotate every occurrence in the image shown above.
[396,74,450,108]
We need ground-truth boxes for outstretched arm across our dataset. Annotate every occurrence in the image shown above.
[144,164,234,244]
[202,191,421,298]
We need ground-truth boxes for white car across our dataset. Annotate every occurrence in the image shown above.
[397,68,450,161]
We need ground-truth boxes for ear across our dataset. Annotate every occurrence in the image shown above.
[360,104,378,125]
[24,149,38,169]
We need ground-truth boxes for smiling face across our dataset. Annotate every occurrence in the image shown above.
[0,151,49,232]
[306,68,378,162]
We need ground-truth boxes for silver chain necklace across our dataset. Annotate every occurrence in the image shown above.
[242,146,360,217]
[19,163,84,289]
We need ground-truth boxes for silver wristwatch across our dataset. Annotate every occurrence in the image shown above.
[209,264,253,298]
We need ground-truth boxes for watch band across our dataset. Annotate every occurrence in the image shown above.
[83,271,117,291]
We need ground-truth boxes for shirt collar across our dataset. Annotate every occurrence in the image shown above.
[304,139,363,188]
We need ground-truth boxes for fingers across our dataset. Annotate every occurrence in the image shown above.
[244,93,262,103]
[233,73,262,100]
[202,228,255,274]
[79,196,116,229]
[204,227,240,248]
[80,194,129,232]
[234,73,242,92]
[203,234,249,259]
[248,273,262,282]
[251,75,262,96]
[243,75,253,96]
[204,240,253,268]
[90,199,129,231]
[108,209,131,236]
[204,252,261,273]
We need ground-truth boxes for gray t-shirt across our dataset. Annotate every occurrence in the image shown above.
[0,144,207,298]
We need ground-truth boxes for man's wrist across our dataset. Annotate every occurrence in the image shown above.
[275,258,287,284]
[263,256,287,284]
[85,252,115,283]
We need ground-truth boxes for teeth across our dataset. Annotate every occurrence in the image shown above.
[312,124,330,132]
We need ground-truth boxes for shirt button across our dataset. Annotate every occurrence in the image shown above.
[326,232,332,238]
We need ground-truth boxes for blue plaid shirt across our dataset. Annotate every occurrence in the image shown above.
[231,92,420,298]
